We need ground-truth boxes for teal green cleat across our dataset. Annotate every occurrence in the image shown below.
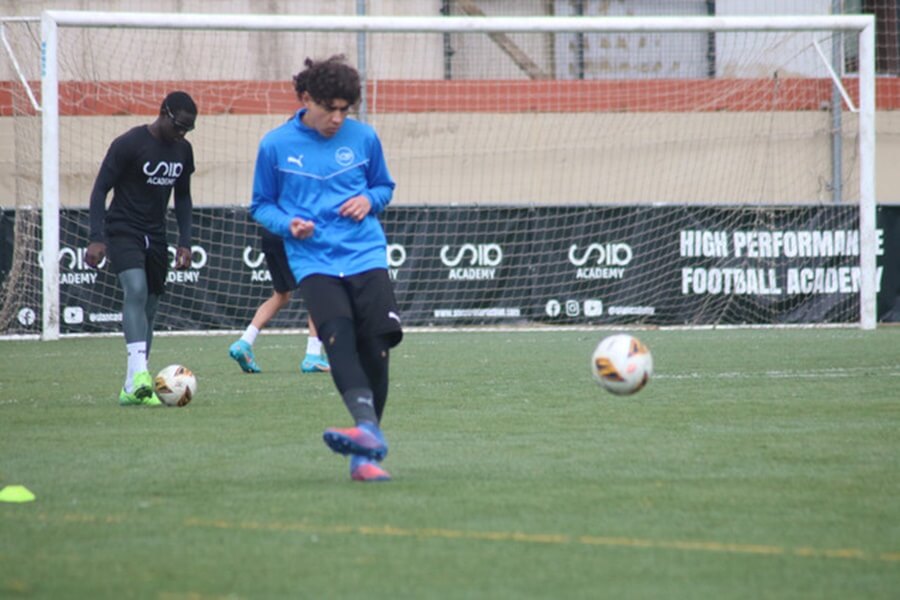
[229,340,261,373]
[301,352,330,373]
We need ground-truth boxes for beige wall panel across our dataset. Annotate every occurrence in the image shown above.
[5,111,897,208]
[877,112,900,205]
[382,112,851,205]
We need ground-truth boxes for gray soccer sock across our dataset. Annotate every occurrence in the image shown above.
[118,268,149,343]
[145,293,160,357]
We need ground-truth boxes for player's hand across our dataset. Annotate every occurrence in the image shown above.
[290,218,315,240]
[174,246,192,270]
[339,195,371,222]
[85,242,106,268]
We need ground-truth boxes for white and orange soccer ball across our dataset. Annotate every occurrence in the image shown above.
[154,364,197,407]
[591,334,653,395]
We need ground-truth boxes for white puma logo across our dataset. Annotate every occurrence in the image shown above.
[287,155,304,168]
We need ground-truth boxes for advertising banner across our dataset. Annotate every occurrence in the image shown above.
[1,205,897,335]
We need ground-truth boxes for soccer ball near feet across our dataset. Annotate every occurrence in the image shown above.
[591,334,652,395]
[154,364,197,407]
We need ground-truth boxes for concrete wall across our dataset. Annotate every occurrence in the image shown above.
[4,110,898,207]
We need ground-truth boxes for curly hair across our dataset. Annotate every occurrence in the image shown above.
[292,55,360,106]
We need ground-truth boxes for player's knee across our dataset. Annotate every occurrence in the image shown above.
[119,268,149,303]
[360,334,391,363]
[273,290,292,307]
[317,317,355,350]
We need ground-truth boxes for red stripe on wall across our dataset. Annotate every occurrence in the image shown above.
[2,78,898,116]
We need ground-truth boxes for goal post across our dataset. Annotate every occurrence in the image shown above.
[12,11,881,338]
[40,13,60,340]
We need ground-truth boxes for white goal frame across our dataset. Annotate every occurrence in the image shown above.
[38,10,878,339]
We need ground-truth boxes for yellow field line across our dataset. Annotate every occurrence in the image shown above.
[19,512,899,563]
[179,516,898,563]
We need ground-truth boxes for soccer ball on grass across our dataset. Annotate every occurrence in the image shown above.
[591,334,653,395]
[154,364,197,407]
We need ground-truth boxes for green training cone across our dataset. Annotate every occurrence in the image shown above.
[0,485,36,503]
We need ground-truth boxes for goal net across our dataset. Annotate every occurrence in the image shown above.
[0,11,877,338]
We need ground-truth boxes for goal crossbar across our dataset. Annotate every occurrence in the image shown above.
[44,11,874,33]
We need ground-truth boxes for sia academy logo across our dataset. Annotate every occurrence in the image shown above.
[440,243,502,280]
[36,245,103,285]
[144,161,183,186]
[568,242,633,280]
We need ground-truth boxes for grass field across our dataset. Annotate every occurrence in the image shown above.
[1,328,898,599]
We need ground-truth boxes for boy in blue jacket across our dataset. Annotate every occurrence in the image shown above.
[250,56,401,482]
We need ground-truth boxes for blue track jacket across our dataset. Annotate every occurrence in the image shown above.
[249,109,395,283]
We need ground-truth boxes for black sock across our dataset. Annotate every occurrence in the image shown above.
[318,317,378,424]
[341,387,378,425]
[359,335,390,422]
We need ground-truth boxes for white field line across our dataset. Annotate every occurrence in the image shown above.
[1,322,872,341]
[657,365,900,380]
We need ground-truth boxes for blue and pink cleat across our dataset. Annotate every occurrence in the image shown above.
[322,421,388,462]
[350,455,391,482]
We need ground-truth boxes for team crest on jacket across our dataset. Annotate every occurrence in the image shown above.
[335,147,354,166]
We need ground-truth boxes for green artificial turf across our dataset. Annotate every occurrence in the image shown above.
[1,329,898,598]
